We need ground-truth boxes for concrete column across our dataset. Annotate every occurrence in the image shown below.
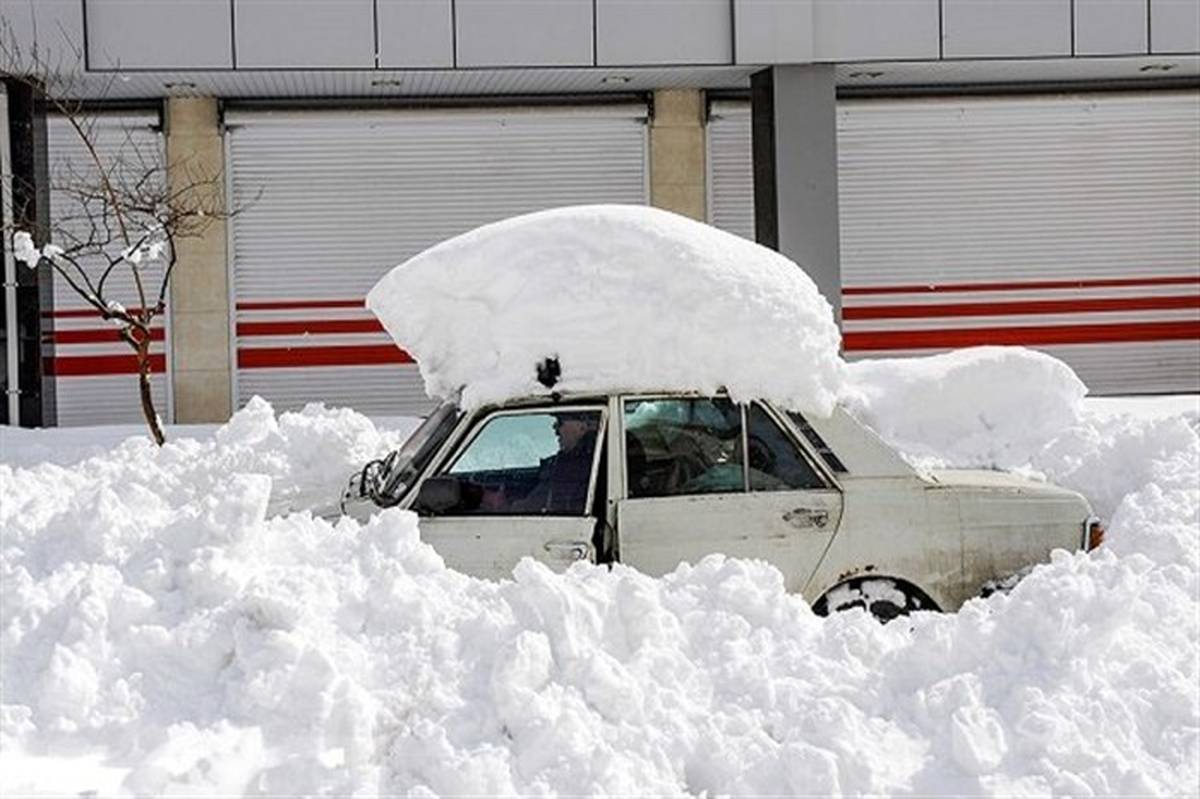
[165,97,232,422]
[649,89,706,221]
[751,66,841,323]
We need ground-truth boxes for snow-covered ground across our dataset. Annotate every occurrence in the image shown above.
[2,371,1196,796]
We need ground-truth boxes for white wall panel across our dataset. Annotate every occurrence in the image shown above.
[456,0,593,67]
[234,0,375,68]
[377,0,454,68]
[813,0,940,61]
[0,0,85,69]
[596,0,732,65]
[943,0,1072,58]
[85,0,232,69]
[46,112,171,425]
[734,0,814,64]
[1075,0,1148,56]
[227,106,649,415]
[1151,0,1200,53]
[707,93,1200,394]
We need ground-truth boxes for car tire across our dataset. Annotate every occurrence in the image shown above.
[812,577,938,623]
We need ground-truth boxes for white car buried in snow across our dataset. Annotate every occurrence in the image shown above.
[343,389,1102,619]
[347,205,1102,618]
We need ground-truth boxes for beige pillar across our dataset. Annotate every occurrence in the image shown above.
[649,89,706,221]
[165,97,232,422]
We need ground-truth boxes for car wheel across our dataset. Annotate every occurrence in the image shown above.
[812,577,937,623]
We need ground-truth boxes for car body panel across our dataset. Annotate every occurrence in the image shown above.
[803,477,964,607]
[617,488,842,591]
[418,515,596,579]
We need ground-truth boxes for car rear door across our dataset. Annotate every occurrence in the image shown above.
[615,397,843,593]
[415,406,606,579]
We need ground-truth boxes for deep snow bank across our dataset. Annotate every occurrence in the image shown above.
[843,347,1089,471]
[2,357,1198,795]
[367,205,843,414]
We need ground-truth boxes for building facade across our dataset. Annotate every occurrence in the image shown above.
[3,0,1198,424]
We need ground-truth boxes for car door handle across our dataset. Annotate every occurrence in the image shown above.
[783,508,830,529]
[544,540,591,561]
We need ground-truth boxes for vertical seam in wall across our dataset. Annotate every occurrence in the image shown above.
[592,0,598,67]
[1146,0,1153,53]
[450,0,458,69]
[1070,0,1080,56]
[728,0,736,65]
[80,0,91,71]
[372,0,380,68]
[937,0,944,59]
[1069,0,1076,57]
[229,0,237,69]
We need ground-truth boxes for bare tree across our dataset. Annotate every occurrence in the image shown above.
[3,25,236,445]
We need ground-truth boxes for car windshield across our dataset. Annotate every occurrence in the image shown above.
[378,402,462,504]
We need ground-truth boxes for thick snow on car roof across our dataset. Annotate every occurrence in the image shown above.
[367,205,843,413]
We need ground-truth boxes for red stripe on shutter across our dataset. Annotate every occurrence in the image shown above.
[237,344,414,369]
[45,353,167,376]
[843,275,1200,296]
[844,295,1200,320]
[50,328,166,344]
[844,320,1200,351]
[236,299,366,311]
[236,319,385,336]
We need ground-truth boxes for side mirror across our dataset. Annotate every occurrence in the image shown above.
[359,461,380,497]
[414,476,462,515]
[359,451,400,502]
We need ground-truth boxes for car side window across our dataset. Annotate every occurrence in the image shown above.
[624,398,744,497]
[747,404,828,491]
[439,409,603,516]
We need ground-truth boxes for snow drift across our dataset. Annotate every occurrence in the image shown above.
[2,349,1197,795]
[842,346,1089,470]
[366,205,844,414]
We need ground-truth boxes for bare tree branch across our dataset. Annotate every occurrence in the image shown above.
[3,22,250,445]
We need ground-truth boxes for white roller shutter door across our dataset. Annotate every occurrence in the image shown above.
[46,111,172,425]
[227,105,649,416]
[708,100,756,241]
[707,92,1200,394]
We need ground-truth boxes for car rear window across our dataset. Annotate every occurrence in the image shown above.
[787,411,848,473]
[747,405,828,491]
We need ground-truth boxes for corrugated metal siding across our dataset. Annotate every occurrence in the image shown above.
[45,112,171,425]
[228,105,649,415]
[708,100,756,240]
[837,92,1199,286]
[706,92,1200,394]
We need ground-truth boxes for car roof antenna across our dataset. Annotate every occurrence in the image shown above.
[537,356,561,389]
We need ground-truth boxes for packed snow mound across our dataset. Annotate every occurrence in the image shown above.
[843,347,1088,470]
[367,205,843,414]
[2,390,1198,796]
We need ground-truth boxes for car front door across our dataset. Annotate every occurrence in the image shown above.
[616,397,843,593]
[414,406,606,580]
